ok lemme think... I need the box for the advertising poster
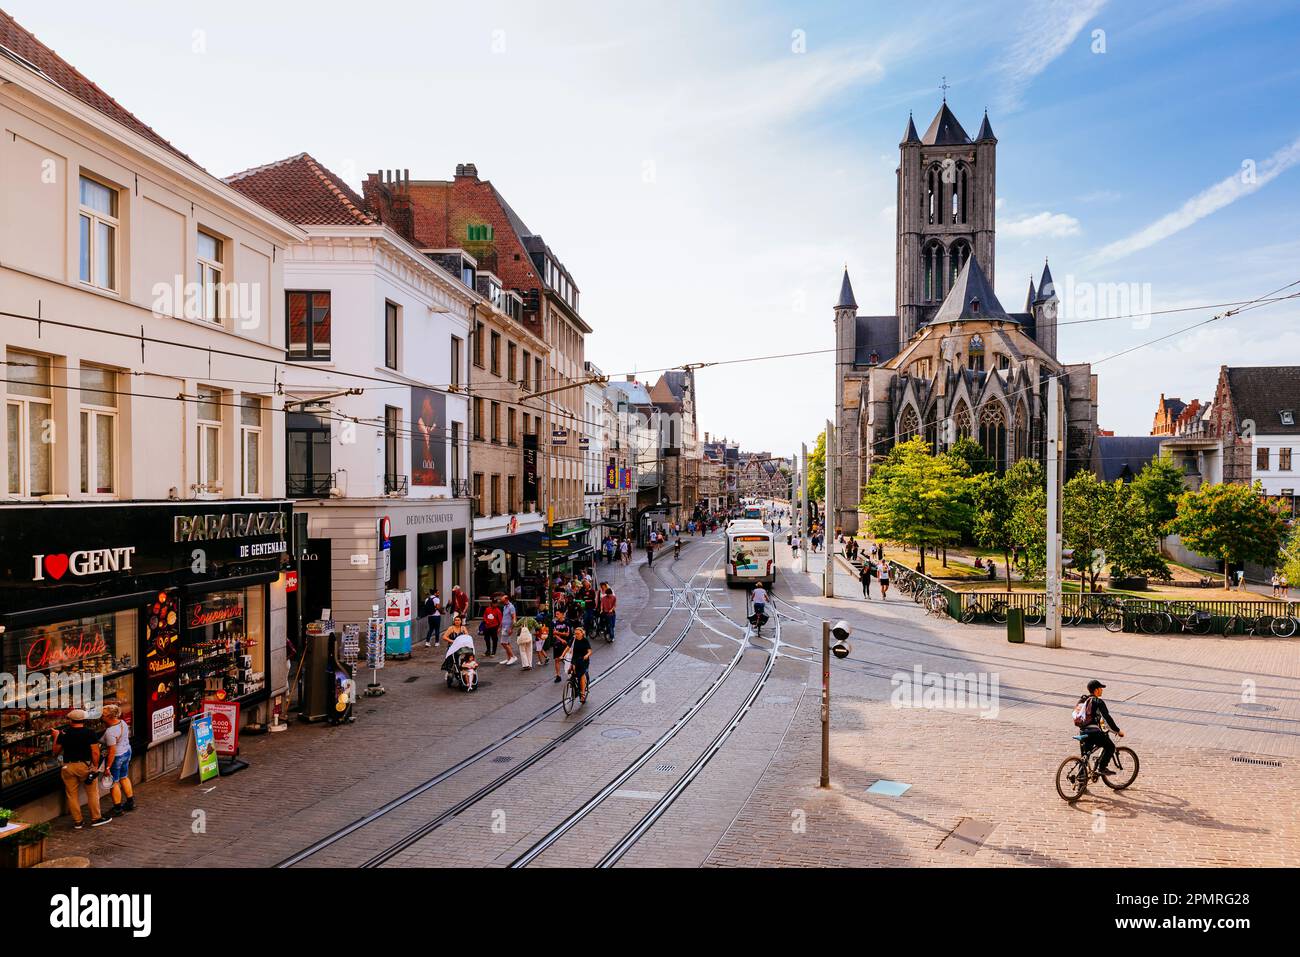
[411,387,447,486]
[202,700,240,757]
[192,713,219,783]
[145,590,180,742]
[522,433,539,503]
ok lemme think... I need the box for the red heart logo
[44,554,69,580]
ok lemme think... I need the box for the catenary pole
[824,420,835,598]
[1046,376,1064,649]
[801,442,810,574]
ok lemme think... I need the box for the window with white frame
[197,231,224,321]
[240,395,263,496]
[197,386,222,492]
[5,350,53,497]
[79,365,117,495]
[79,175,119,291]
[384,301,400,370]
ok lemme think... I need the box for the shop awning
[475,530,547,553]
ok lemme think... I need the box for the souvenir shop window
[1,610,136,791]
[177,587,266,720]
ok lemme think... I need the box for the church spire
[836,267,858,311]
[1025,277,1037,313]
[901,112,920,145]
[1035,259,1059,303]
[920,101,972,145]
[976,110,996,142]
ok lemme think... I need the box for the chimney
[455,163,479,180]
[626,375,634,383]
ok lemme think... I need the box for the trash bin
[1006,607,1025,643]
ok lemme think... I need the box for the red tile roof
[0,8,199,167]
[224,153,376,226]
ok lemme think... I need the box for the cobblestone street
[40,536,1300,869]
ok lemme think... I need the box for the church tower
[833,266,858,422]
[896,100,997,349]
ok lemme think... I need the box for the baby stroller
[442,633,479,692]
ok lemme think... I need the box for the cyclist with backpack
[1073,679,1125,777]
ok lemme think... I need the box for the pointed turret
[920,101,972,146]
[931,255,1015,324]
[1025,278,1037,313]
[901,113,920,145]
[976,110,996,142]
[1035,259,1059,303]
[836,267,857,310]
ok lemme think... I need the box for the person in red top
[480,597,502,659]
[599,584,617,641]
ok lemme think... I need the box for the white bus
[725,524,776,587]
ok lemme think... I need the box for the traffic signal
[831,620,852,658]
[1061,548,1074,568]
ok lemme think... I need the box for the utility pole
[1045,375,1065,649]
[824,419,835,598]
[820,619,830,788]
[801,442,810,574]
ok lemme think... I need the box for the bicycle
[1055,731,1139,803]
[922,586,948,618]
[1221,612,1265,638]
[1270,609,1298,638]
[561,664,588,715]
[1023,598,1045,626]
[1095,595,1126,633]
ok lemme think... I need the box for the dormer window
[969,297,980,315]
[1283,410,1296,426]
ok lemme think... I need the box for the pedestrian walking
[499,594,518,665]
[620,539,630,565]
[516,615,536,670]
[1282,573,1291,600]
[480,596,502,659]
[859,561,873,599]
[52,709,109,829]
[878,560,891,599]
[100,704,135,816]
[551,611,572,683]
[422,588,442,648]
[647,541,655,568]
[1272,572,1282,599]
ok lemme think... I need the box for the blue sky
[8,0,1299,451]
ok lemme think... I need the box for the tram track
[275,543,724,868]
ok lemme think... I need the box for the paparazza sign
[0,502,292,611]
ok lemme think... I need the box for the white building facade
[226,155,473,632]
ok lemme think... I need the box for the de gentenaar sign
[0,501,293,613]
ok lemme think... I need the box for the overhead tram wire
[5,287,1298,398]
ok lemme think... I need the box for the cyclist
[569,626,592,703]
[1077,679,1125,776]
[751,583,769,628]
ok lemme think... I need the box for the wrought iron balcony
[287,471,335,498]
[384,473,409,495]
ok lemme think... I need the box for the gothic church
[833,101,1099,534]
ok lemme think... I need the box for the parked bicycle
[1055,731,1140,803]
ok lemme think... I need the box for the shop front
[294,498,471,642]
[0,501,292,818]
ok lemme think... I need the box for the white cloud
[1001,211,1081,239]
[997,0,1107,111]
[1089,136,1300,265]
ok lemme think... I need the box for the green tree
[947,436,995,476]
[971,472,1014,581]
[1003,458,1046,578]
[1170,481,1289,589]
[806,431,826,504]
[1130,454,1186,544]
[1107,482,1170,583]
[1063,472,1110,591]
[860,438,972,574]
[1281,525,1300,584]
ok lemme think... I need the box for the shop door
[298,538,331,630]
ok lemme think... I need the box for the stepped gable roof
[1224,366,1300,435]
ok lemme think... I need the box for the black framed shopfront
[0,501,291,807]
